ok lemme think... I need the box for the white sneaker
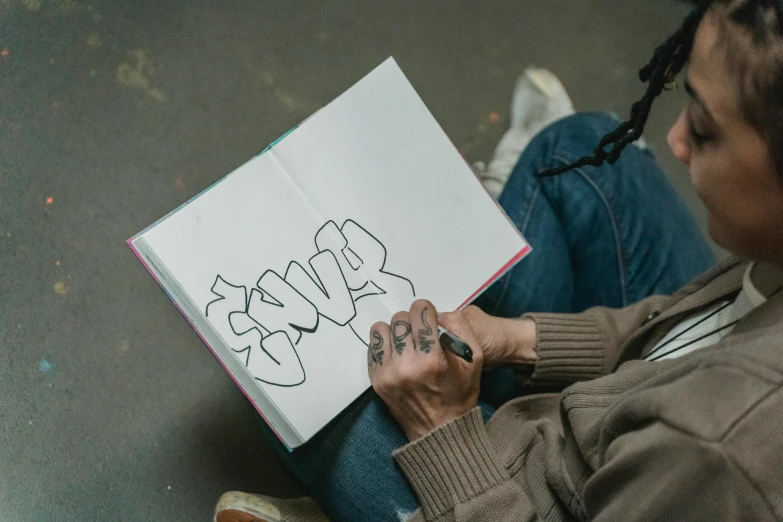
[477,68,575,199]
[214,491,328,522]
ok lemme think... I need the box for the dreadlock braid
[538,1,713,178]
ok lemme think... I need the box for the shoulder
[584,410,781,521]
[593,358,783,517]
[562,340,781,433]
[674,360,780,435]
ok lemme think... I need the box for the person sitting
[216,1,783,520]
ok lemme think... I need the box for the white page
[141,154,372,443]
[274,58,527,317]
[138,58,529,443]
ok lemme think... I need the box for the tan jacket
[395,258,783,521]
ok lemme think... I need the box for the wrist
[403,405,476,442]
[498,318,538,366]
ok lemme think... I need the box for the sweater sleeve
[393,408,538,522]
[522,293,670,384]
[582,420,774,521]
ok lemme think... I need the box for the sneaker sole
[214,491,283,522]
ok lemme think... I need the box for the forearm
[478,292,670,382]
[464,294,666,382]
[521,293,671,383]
[490,317,539,367]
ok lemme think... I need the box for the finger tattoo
[367,331,384,369]
[392,321,411,355]
[417,307,435,354]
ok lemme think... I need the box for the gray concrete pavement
[1,1,710,520]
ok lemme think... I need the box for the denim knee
[524,112,624,167]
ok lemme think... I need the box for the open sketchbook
[129,58,531,449]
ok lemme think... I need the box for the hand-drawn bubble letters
[205,220,415,387]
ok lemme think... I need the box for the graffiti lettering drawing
[205,220,415,387]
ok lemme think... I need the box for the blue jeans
[262,113,715,522]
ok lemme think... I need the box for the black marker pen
[438,328,473,363]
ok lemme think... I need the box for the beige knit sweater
[394,258,783,521]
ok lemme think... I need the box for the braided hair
[538,0,783,178]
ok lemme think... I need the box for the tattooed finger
[391,311,413,356]
[393,321,411,355]
[411,300,439,355]
[367,322,391,371]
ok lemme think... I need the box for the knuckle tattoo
[417,306,435,354]
[367,330,384,370]
[392,320,411,355]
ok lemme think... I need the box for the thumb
[438,311,484,364]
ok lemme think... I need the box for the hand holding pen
[366,299,484,441]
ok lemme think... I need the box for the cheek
[689,149,752,215]
[687,157,737,243]
[687,156,714,203]
[692,159,780,255]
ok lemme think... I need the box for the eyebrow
[684,77,717,125]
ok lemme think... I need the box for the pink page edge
[458,244,532,310]
[126,238,288,448]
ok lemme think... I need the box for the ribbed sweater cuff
[393,408,508,520]
[523,312,606,383]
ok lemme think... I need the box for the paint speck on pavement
[53,281,69,296]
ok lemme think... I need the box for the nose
[668,108,691,166]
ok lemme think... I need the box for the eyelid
[684,77,715,119]
[684,105,706,145]
[687,103,711,136]
[687,118,712,148]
